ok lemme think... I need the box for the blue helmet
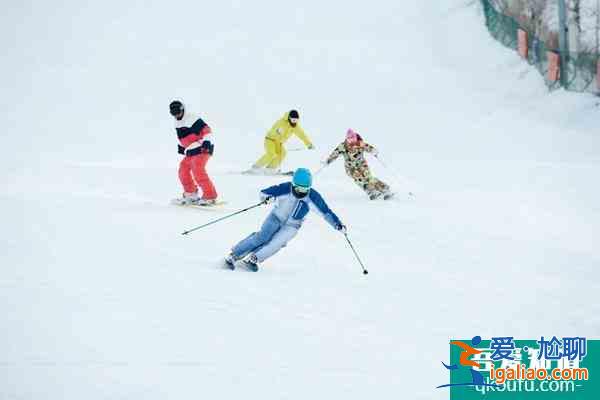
[292,168,312,189]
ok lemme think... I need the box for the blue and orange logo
[436,336,500,389]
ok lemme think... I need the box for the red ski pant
[178,153,217,199]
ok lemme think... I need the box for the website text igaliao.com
[475,365,589,394]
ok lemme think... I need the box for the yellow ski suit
[254,112,313,169]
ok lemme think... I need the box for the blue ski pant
[232,213,299,263]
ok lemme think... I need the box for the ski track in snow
[1,1,600,399]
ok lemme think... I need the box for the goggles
[293,185,310,194]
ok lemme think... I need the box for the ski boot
[241,254,259,272]
[224,253,237,270]
[382,190,395,200]
[368,191,383,200]
[196,198,217,206]
[262,167,282,176]
[173,192,200,205]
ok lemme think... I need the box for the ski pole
[344,233,369,275]
[314,163,327,176]
[181,200,266,236]
[374,155,415,197]
[287,147,308,152]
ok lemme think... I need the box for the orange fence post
[547,51,560,82]
[518,29,528,59]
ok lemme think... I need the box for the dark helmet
[169,100,184,116]
[288,109,299,119]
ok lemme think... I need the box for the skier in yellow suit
[249,110,314,174]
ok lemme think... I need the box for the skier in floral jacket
[324,129,393,200]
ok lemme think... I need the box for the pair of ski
[170,199,228,209]
[241,169,294,177]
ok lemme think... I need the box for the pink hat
[346,129,359,143]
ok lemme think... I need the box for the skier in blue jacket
[225,168,346,271]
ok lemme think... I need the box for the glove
[307,144,315,150]
[263,196,275,204]
[200,140,214,155]
[321,160,330,166]
[336,223,347,234]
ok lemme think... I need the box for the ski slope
[1,1,599,399]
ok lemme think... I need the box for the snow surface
[1,1,599,399]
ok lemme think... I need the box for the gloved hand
[321,159,330,166]
[336,223,347,234]
[307,144,315,150]
[263,196,275,204]
[200,140,214,154]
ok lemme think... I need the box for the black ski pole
[181,200,266,236]
[344,233,369,275]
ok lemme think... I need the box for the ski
[171,199,228,209]
[240,169,294,177]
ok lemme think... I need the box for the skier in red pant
[170,100,219,206]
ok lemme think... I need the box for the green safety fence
[481,0,600,94]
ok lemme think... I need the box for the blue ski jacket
[260,183,342,229]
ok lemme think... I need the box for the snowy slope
[1,1,600,399]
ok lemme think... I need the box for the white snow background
[1,1,599,399]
